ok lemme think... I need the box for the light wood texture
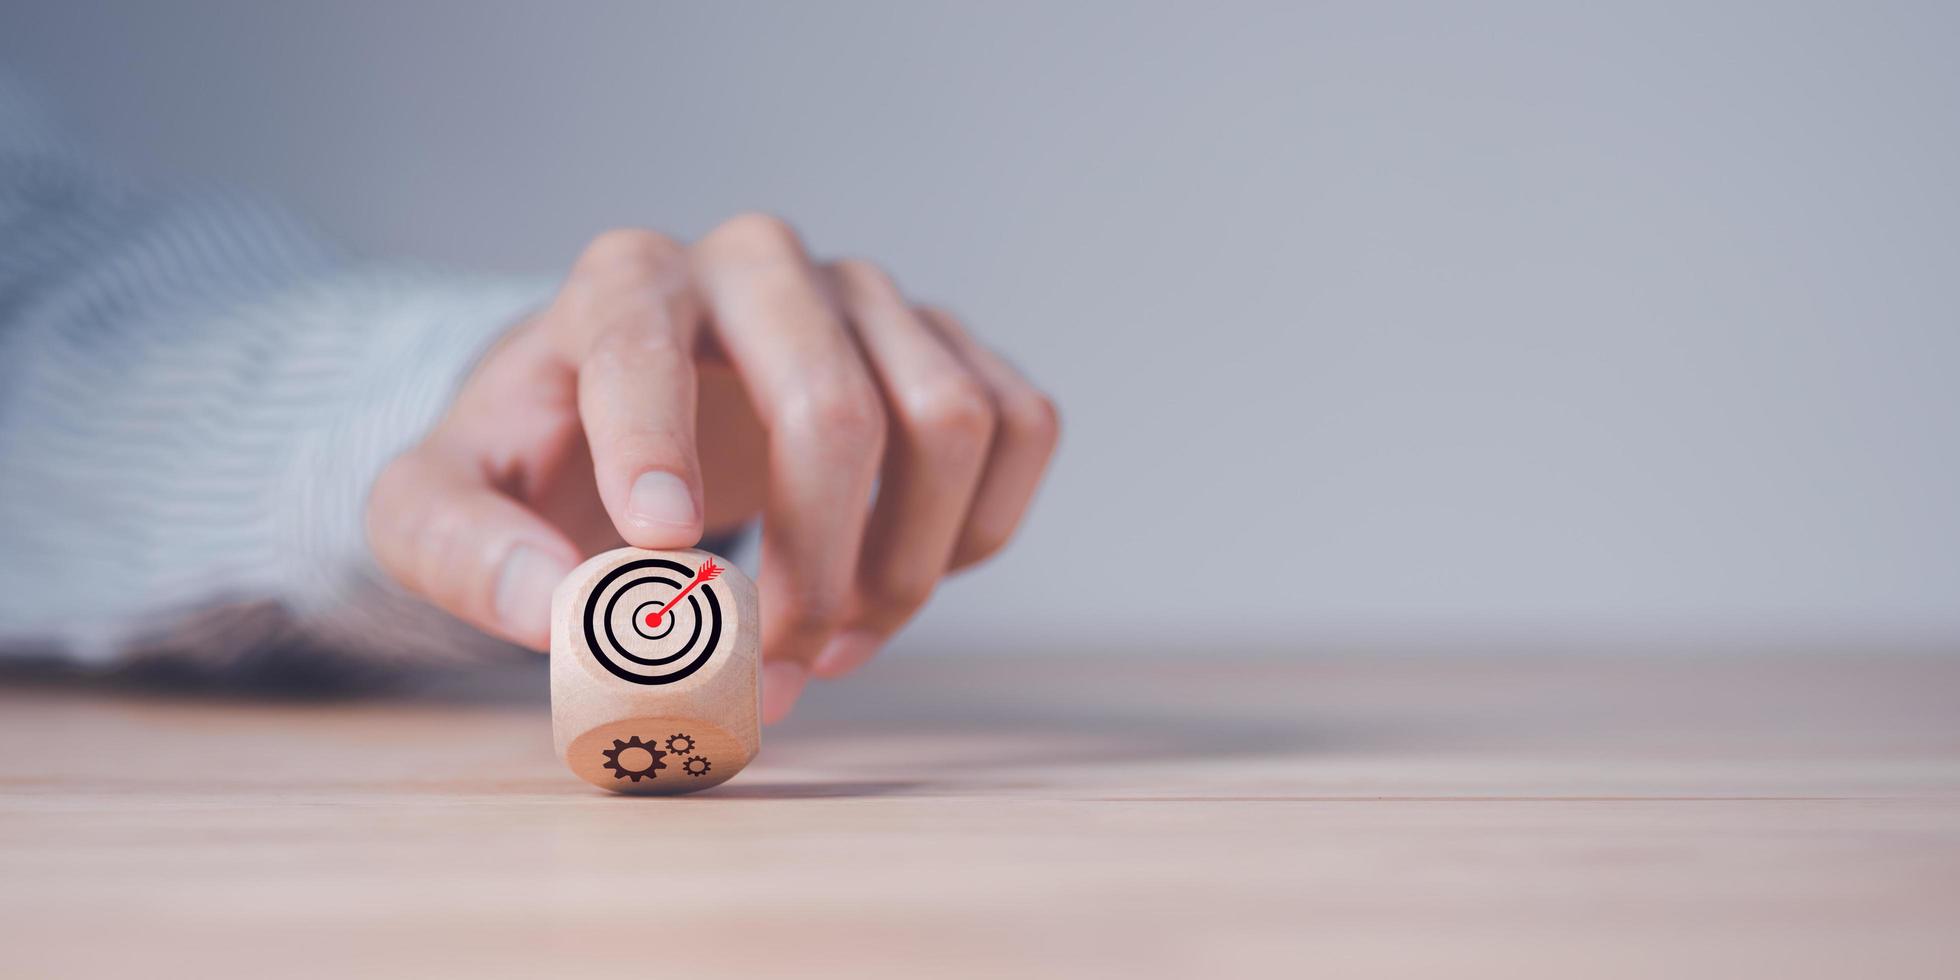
[550,547,758,794]
[2,653,1957,978]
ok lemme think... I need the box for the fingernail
[812,629,883,679]
[496,545,573,643]
[761,661,809,725]
[627,471,697,529]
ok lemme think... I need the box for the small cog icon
[600,736,667,782]
[682,756,712,777]
[664,733,695,754]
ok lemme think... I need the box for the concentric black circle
[631,600,677,640]
[582,558,723,686]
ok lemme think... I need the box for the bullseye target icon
[581,557,725,686]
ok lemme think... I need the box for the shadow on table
[764,657,1351,776]
[0,650,1359,775]
[691,780,930,799]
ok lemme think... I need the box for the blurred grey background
[5,1,1957,654]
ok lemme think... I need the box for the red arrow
[645,559,723,629]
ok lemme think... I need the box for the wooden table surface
[2,653,1957,978]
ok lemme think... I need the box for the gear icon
[664,733,695,754]
[600,736,668,782]
[682,755,712,777]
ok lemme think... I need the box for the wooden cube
[550,547,759,794]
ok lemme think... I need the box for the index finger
[556,230,708,550]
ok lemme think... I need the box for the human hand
[366,217,1059,722]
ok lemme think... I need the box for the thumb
[366,448,581,650]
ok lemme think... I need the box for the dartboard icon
[581,557,726,686]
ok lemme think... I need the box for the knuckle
[903,377,995,449]
[832,257,895,294]
[577,228,686,280]
[702,211,804,260]
[917,304,969,339]
[406,501,474,607]
[779,377,886,448]
[1002,391,1061,447]
[588,322,688,369]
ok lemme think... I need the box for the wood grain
[2,653,1957,978]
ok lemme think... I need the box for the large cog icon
[600,736,668,782]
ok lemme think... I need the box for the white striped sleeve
[0,72,562,671]
[0,262,553,671]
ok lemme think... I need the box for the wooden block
[550,547,759,794]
